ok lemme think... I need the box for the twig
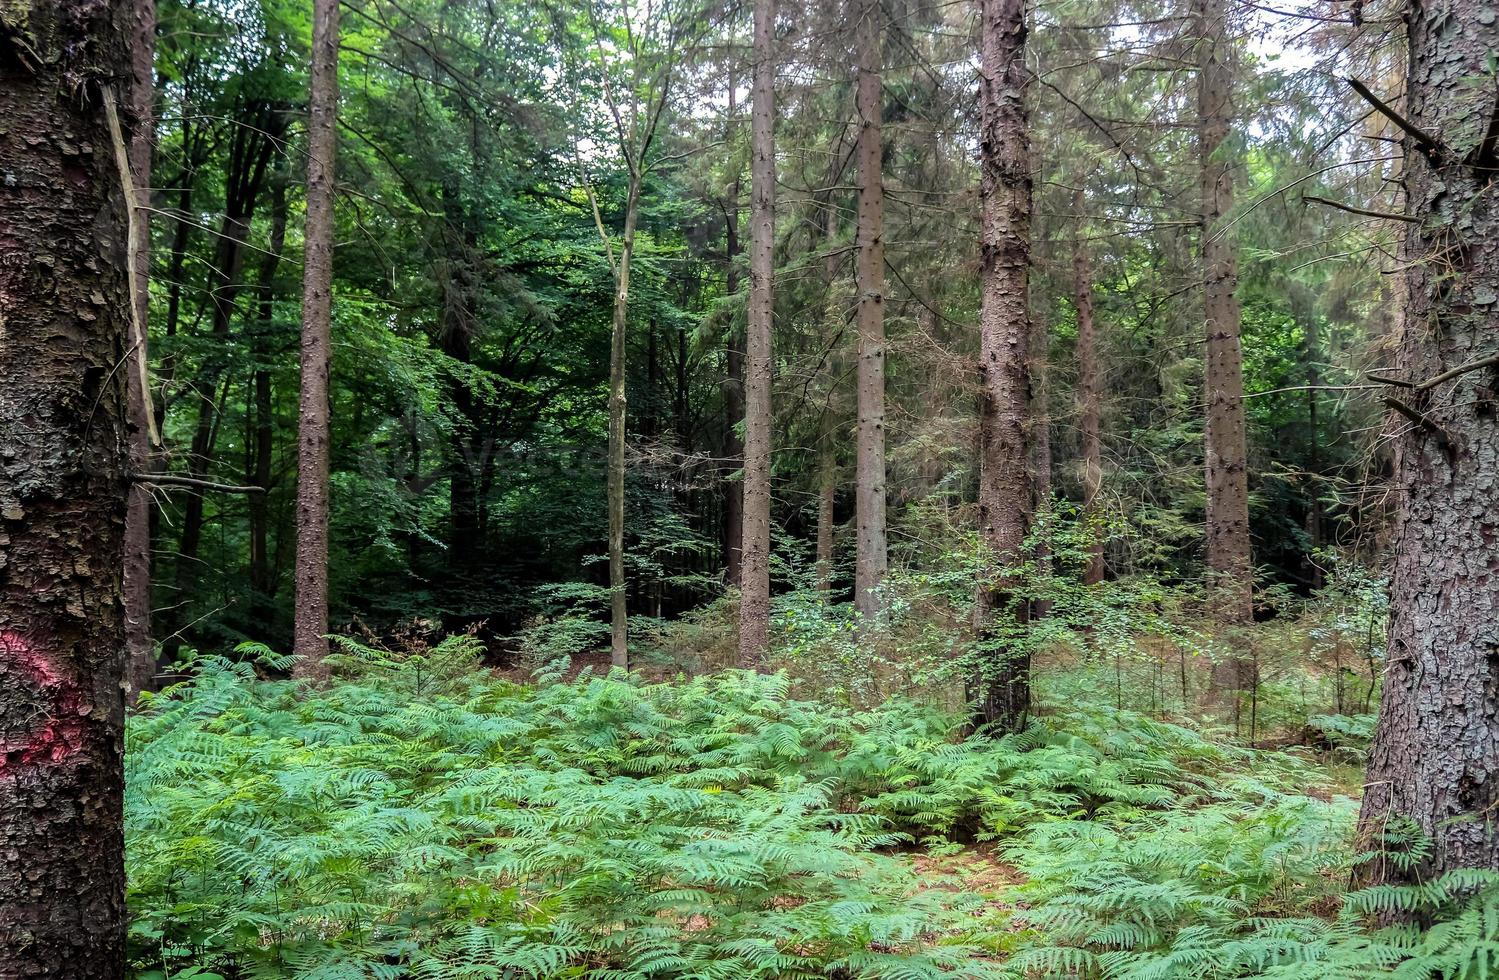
[132,473,266,494]
[1346,78,1446,155]
[1412,353,1499,392]
[1385,396,1453,454]
[1301,194,1417,223]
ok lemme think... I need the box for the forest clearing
[2,0,1497,974]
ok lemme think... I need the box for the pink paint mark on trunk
[0,630,89,775]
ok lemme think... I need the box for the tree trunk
[972,0,1032,732]
[723,80,745,589]
[0,1,134,971]
[292,0,339,677]
[1030,312,1052,618]
[250,170,288,627]
[608,186,641,669]
[738,0,776,668]
[1359,0,1499,883]
[1196,0,1253,646]
[1073,191,1105,586]
[124,0,158,696]
[853,0,888,623]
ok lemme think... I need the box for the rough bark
[972,0,1033,732]
[292,0,339,676]
[1072,190,1105,586]
[124,0,158,696]
[0,0,134,972]
[737,0,776,668]
[853,0,888,623]
[1195,0,1253,638]
[608,186,640,670]
[1359,0,1499,882]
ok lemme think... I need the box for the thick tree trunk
[124,0,158,696]
[1359,0,1499,882]
[738,0,776,668]
[1196,0,1253,645]
[1072,192,1105,586]
[0,1,134,972]
[292,0,339,676]
[972,0,1032,732]
[853,0,888,623]
[608,189,641,669]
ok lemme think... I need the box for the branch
[133,473,266,494]
[1301,194,1417,223]
[1385,396,1453,454]
[1414,353,1499,392]
[103,85,162,449]
[1346,78,1446,155]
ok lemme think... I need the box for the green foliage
[127,659,1003,978]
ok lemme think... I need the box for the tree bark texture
[0,1,135,972]
[1195,0,1253,633]
[1072,191,1105,586]
[853,0,888,623]
[737,0,776,668]
[124,0,157,696]
[292,0,339,676]
[1359,0,1499,881]
[973,0,1033,732]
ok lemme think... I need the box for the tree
[0,0,134,971]
[973,0,1032,731]
[1072,189,1104,586]
[292,0,340,676]
[1195,0,1253,639]
[1359,0,1499,881]
[124,0,159,695]
[582,0,693,670]
[853,0,888,622]
[738,0,776,666]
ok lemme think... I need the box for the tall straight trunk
[250,172,288,624]
[973,0,1032,731]
[816,449,836,594]
[1196,0,1253,641]
[853,0,888,622]
[738,0,776,667]
[723,80,745,588]
[176,103,279,572]
[0,1,133,971]
[124,0,158,695]
[1360,0,1499,882]
[1072,190,1104,586]
[608,186,641,669]
[1030,313,1052,617]
[292,0,339,676]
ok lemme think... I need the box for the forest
[2,0,1498,973]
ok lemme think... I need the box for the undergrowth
[126,639,1499,979]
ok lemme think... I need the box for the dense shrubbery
[126,636,1499,979]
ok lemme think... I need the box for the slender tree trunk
[125,0,158,696]
[1073,191,1105,586]
[0,1,134,971]
[972,0,1032,732]
[250,172,288,626]
[1196,0,1253,653]
[1030,312,1052,618]
[816,202,840,596]
[1359,0,1499,882]
[738,0,776,667]
[292,0,339,676]
[853,0,888,622]
[723,81,745,589]
[608,186,641,669]
[1303,315,1324,589]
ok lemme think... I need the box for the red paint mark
[0,631,90,775]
